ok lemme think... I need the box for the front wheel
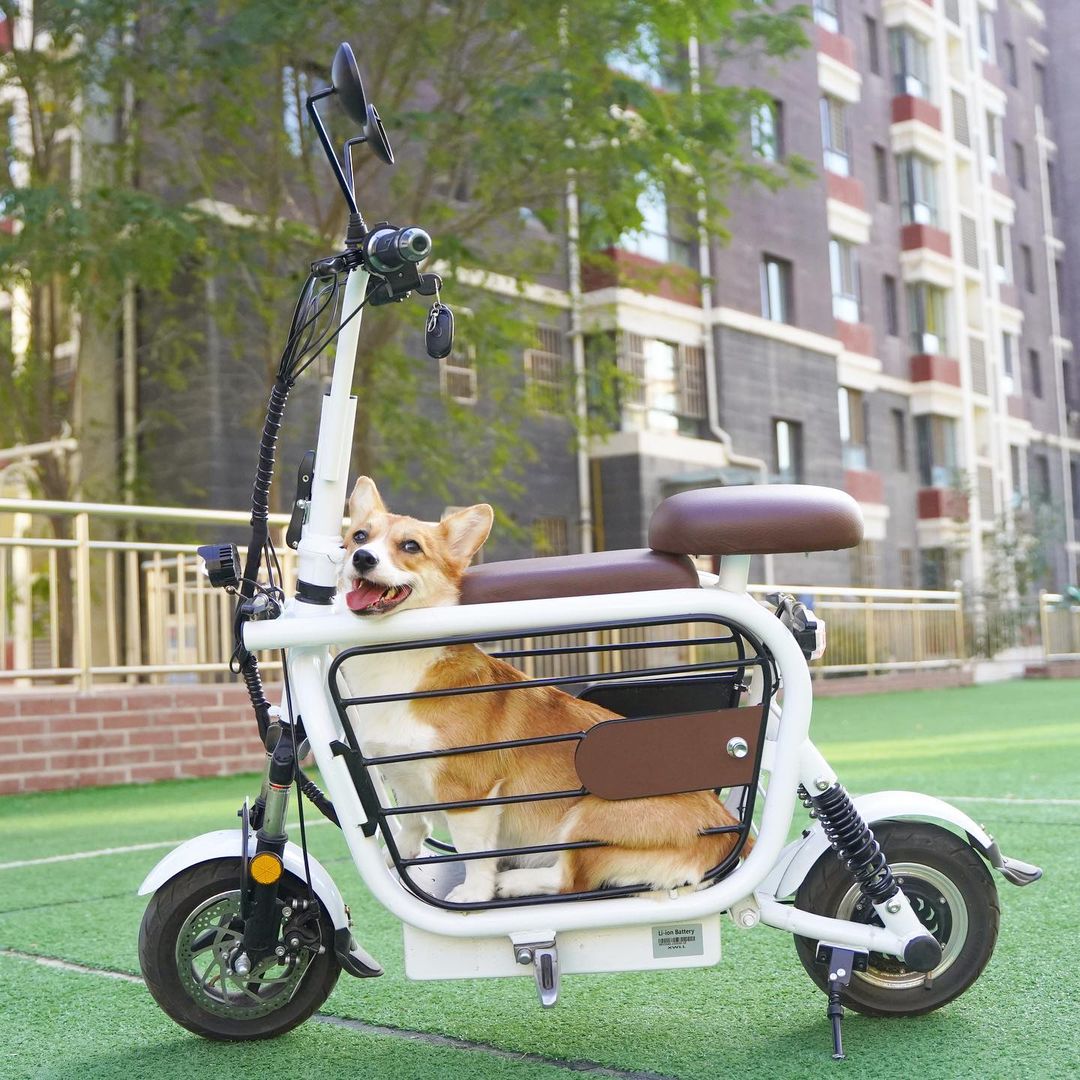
[138,858,340,1040]
[793,821,1000,1017]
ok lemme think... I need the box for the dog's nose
[353,548,378,571]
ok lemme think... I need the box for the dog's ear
[348,476,386,522]
[440,504,494,562]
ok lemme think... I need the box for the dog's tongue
[346,580,387,612]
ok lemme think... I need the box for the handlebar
[365,226,432,273]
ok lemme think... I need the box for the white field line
[0,949,672,1080]
[2,794,1075,874]
[0,818,332,872]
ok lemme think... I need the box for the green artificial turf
[1,678,1079,1080]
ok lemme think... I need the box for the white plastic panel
[403,917,721,981]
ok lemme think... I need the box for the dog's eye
[400,539,423,555]
[352,529,367,543]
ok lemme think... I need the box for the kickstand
[816,944,866,1061]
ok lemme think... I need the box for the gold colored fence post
[74,512,93,690]
[1039,591,1050,660]
[954,591,966,661]
[864,595,876,675]
[125,549,141,684]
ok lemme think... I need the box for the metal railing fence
[1,498,1075,688]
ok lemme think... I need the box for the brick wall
[0,684,270,795]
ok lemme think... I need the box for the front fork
[236,724,297,966]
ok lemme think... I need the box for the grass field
[2,679,1079,1080]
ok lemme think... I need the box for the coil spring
[799,783,898,905]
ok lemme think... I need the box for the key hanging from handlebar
[426,281,454,359]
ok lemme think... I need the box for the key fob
[426,303,454,359]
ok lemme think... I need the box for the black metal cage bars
[327,613,773,912]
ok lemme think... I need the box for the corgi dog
[340,476,746,904]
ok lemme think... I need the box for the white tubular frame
[241,264,930,961]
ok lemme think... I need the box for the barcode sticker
[652,923,704,958]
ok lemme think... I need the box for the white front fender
[137,829,350,931]
[759,791,996,901]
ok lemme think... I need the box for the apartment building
[4,1,1078,593]
[581,0,1078,591]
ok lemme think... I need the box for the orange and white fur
[340,477,745,904]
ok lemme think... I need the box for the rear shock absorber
[799,783,898,904]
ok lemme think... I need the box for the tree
[2,0,811,529]
[129,0,812,513]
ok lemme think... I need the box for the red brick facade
[826,171,867,210]
[0,684,269,795]
[581,247,701,307]
[911,353,962,385]
[900,223,952,257]
[816,25,856,69]
[890,94,942,130]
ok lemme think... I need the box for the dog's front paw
[445,880,495,905]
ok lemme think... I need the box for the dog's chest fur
[341,647,444,800]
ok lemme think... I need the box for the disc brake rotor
[175,890,315,1019]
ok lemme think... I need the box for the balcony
[891,94,942,131]
[582,247,701,308]
[816,24,856,69]
[825,171,866,211]
[836,320,874,357]
[911,353,961,386]
[901,224,951,258]
[1007,395,1028,421]
[845,469,885,504]
[918,487,969,521]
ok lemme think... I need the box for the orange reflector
[249,852,283,885]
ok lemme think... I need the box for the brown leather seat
[648,484,863,557]
[461,548,699,605]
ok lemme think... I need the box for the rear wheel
[793,821,1000,1017]
[139,858,340,1040]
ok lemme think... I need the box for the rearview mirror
[331,42,368,126]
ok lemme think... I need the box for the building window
[1033,62,1047,109]
[1033,452,1051,503]
[1002,331,1018,388]
[829,237,861,323]
[977,9,995,64]
[617,334,707,436]
[1013,141,1027,189]
[899,547,915,589]
[889,27,932,100]
[1047,161,1058,217]
[1010,444,1025,500]
[1064,359,1077,410]
[850,540,881,587]
[750,99,783,162]
[986,112,1004,173]
[866,16,881,75]
[993,220,1011,284]
[892,408,908,471]
[920,547,950,590]
[874,144,889,202]
[282,66,314,157]
[524,325,568,412]
[813,0,840,34]
[838,386,869,470]
[883,274,899,337]
[1028,348,1043,398]
[1004,42,1018,87]
[820,96,850,176]
[532,516,569,557]
[915,414,958,488]
[1056,259,1066,316]
[440,346,477,404]
[897,153,938,226]
[619,182,693,267]
[1021,244,1035,293]
[907,282,949,355]
[773,419,804,484]
[760,255,794,324]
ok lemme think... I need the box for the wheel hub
[175,890,316,1019]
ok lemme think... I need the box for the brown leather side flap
[574,708,761,801]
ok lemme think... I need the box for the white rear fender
[759,791,998,901]
[137,828,350,931]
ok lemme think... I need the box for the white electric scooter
[136,44,1041,1061]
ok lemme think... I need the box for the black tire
[138,858,341,1040]
[793,821,1000,1017]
